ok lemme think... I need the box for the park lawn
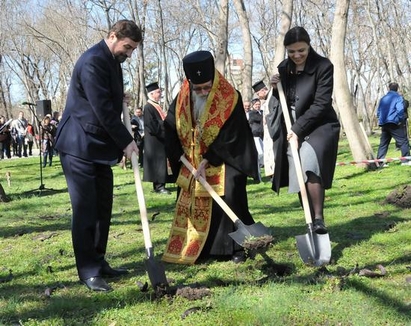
[0,134,410,325]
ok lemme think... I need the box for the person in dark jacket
[248,98,264,170]
[54,20,142,292]
[269,26,340,234]
[162,50,259,264]
[376,82,410,165]
[130,107,145,167]
[142,82,175,194]
[40,115,55,167]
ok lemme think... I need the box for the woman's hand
[287,130,299,150]
[270,74,280,89]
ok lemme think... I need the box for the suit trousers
[60,153,113,280]
[377,123,410,161]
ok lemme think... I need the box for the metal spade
[180,155,271,247]
[277,82,331,266]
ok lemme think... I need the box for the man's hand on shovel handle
[123,140,139,159]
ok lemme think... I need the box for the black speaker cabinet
[36,100,52,119]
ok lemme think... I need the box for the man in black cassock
[162,50,259,264]
[142,82,175,194]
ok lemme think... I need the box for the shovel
[122,103,168,289]
[277,83,331,266]
[180,155,272,249]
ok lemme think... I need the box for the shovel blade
[228,221,271,246]
[296,231,331,266]
[144,247,168,289]
[145,257,168,289]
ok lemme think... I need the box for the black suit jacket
[55,40,132,164]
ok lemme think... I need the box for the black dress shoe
[101,264,129,278]
[81,277,112,292]
[313,219,328,234]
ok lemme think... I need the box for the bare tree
[330,0,375,167]
[2,0,411,168]
[232,0,252,99]
[214,0,229,73]
[272,0,293,70]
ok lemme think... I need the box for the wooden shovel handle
[277,83,313,225]
[122,103,153,250]
[180,155,240,224]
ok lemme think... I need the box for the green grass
[0,135,410,325]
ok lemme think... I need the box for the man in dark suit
[54,20,142,292]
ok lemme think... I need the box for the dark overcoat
[270,48,341,193]
[142,101,175,183]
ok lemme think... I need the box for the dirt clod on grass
[385,185,411,208]
[242,235,274,251]
[153,283,211,300]
[175,285,211,300]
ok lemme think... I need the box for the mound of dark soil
[385,185,411,208]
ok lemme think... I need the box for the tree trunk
[214,0,229,74]
[272,0,293,71]
[330,0,375,168]
[158,0,170,109]
[232,0,253,100]
[128,0,147,108]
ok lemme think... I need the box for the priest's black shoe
[81,277,112,292]
[101,264,129,278]
[155,188,171,195]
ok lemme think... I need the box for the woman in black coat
[269,26,340,234]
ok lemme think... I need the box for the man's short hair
[388,82,399,92]
[108,20,142,43]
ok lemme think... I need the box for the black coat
[271,48,341,193]
[142,101,175,183]
[248,109,264,139]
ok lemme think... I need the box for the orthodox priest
[142,82,175,194]
[162,50,259,264]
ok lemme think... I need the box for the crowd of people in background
[0,110,60,162]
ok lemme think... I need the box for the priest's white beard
[192,92,208,121]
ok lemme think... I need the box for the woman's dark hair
[108,20,142,43]
[284,26,311,46]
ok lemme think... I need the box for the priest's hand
[194,159,209,180]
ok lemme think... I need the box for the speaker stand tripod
[27,104,54,195]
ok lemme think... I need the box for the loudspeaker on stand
[36,100,52,119]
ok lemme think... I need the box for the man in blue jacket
[55,20,142,291]
[376,82,410,166]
